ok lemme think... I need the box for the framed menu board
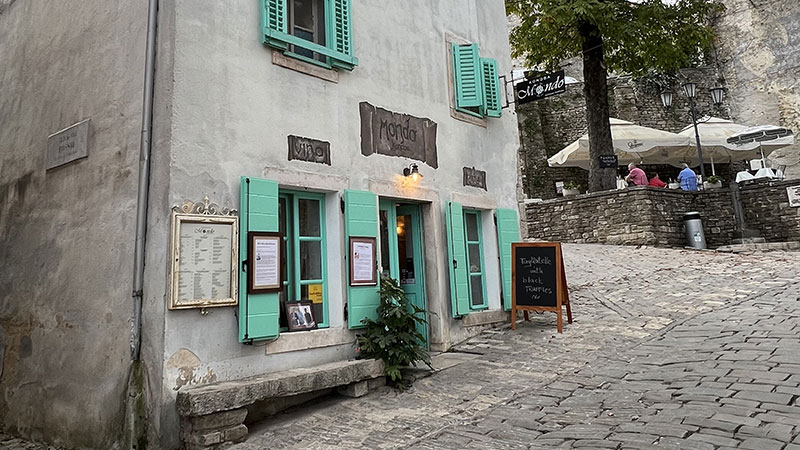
[511,242,573,333]
[169,211,239,310]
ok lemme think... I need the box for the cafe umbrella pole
[687,92,706,182]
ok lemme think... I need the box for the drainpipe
[131,0,159,362]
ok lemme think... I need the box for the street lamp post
[660,84,725,184]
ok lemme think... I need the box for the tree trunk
[579,21,616,192]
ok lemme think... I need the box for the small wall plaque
[788,185,800,208]
[46,119,90,170]
[288,135,331,165]
[463,166,487,190]
[169,196,239,310]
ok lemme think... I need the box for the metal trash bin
[683,211,707,249]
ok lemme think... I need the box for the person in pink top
[625,163,648,186]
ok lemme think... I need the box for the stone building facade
[1,1,522,449]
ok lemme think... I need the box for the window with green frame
[262,0,358,70]
[463,210,488,310]
[278,191,329,329]
[451,43,502,119]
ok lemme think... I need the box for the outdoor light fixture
[403,163,422,181]
[660,91,673,109]
[710,86,725,105]
[682,82,697,99]
[660,82,726,183]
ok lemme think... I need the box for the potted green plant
[356,276,431,389]
[562,181,581,196]
[703,175,723,189]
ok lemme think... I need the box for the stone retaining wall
[525,180,800,248]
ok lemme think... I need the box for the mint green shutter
[345,190,379,329]
[446,202,470,317]
[239,177,281,342]
[329,0,353,70]
[452,43,484,109]
[261,0,288,50]
[495,208,520,311]
[482,58,502,118]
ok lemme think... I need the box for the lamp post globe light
[660,83,725,182]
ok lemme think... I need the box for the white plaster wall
[0,1,147,448]
[156,0,519,445]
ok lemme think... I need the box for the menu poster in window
[511,242,573,333]
[349,237,377,286]
[248,232,283,294]
[169,214,238,310]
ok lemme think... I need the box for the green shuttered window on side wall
[451,43,502,119]
[344,190,379,329]
[495,208,520,311]
[261,0,358,70]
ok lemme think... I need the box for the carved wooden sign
[359,102,438,168]
[463,166,487,190]
[288,135,331,166]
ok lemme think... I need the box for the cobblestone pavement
[2,244,799,450]
[235,244,800,450]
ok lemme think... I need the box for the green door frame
[379,200,429,349]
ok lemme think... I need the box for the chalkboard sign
[514,245,558,307]
[598,154,618,168]
[511,242,573,333]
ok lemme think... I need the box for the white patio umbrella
[677,117,749,175]
[548,118,691,170]
[726,124,794,158]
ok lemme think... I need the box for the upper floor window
[262,0,358,70]
[451,43,502,119]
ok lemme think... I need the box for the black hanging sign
[514,70,566,105]
[598,154,619,168]
[463,167,487,190]
[511,242,573,333]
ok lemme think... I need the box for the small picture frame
[247,231,283,294]
[349,236,377,286]
[285,300,317,332]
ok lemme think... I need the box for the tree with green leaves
[507,0,723,192]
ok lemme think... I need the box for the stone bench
[176,358,385,449]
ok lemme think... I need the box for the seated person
[624,163,648,186]
[649,173,667,188]
[678,163,698,191]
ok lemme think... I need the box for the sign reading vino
[514,70,566,105]
[511,242,573,332]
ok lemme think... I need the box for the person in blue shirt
[678,163,698,191]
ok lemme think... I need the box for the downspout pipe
[131,0,159,362]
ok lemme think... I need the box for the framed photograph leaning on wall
[285,300,317,332]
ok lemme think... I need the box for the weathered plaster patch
[166,348,217,391]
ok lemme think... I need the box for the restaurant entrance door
[379,200,429,349]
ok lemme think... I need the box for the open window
[262,0,358,70]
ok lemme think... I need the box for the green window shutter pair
[262,0,357,70]
[452,43,502,118]
[495,208,520,312]
[344,190,380,329]
[239,177,281,342]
